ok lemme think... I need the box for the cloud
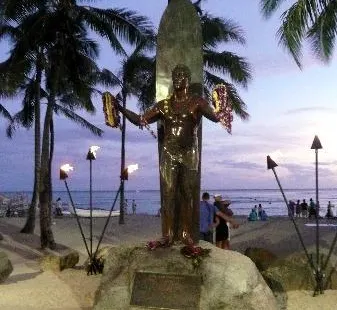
[284,107,336,115]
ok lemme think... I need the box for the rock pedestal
[94,241,278,310]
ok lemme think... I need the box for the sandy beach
[1,214,337,309]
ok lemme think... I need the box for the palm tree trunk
[21,57,42,234]
[119,89,127,224]
[48,117,55,221]
[39,97,56,249]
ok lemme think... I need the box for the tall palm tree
[1,0,154,248]
[108,43,155,224]
[260,0,336,67]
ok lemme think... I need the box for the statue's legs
[159,147,200,243]
[177,165,198,243]
[160,153,178,242]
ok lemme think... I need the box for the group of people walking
[199,192,238,250]
[288,199,335,219]
[288,198,319,218]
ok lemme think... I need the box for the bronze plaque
[130,271,201,309]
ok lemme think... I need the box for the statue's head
[172,64,191,91]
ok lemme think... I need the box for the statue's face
[172,68,190,91]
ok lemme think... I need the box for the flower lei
[212,84,233,134]
[102,92,121,129]
[146,236,211,269]
[146,236,172,250]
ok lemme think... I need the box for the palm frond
[276,2,311,68]
[80,7,155,48]
[307,1,337,61]
[203,50,252,88]
[202,15,246,49]
[54,103,103,137]
[260,0,288,18]
[0,104,12,121]
[0,0,43,23]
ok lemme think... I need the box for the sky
[1,0,337,191]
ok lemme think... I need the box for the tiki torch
[60,164,91,258]
[311,135,323,295]
[267,155,321,295]
[86,146,100,260]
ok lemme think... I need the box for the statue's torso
[158,96,201,151]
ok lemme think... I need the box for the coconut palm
[260,0,336,67]
[107,43,155,225]
[0,0,154,248]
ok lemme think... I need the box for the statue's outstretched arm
[198,98,219,123]
[118,104,160,126]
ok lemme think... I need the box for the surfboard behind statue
[156,0,203,241]
[156,0,203,101]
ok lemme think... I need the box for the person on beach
[295,200,301,218]
[326,201,334,218]
[260,209,268,221]
[288,200,295,217]
[258,204,263,219]
[132,200,137,215]
[55,197,63,216]
[300,199,308,218]
[248,207,258,221]
[199,192,238,243]
[308,198,316,219]
[214,194,232,249]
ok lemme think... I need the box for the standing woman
[214,195,231,249]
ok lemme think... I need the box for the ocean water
[4,188,337,217]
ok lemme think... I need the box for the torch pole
[315,149,320,272]
[64,179,91,258]
[93,184,122,258]
[314,148,323,295]
[271,167,316,271]
[89,158,93,259]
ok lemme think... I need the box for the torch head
[87,146,100,160]
[60,164,74,180]
[267,156,278,170]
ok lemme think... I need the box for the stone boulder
[94,241,278,310]
[0,251,13,283]
[262,251,337,291]
[245,247,278,271]
[39,249,79,272]
[244,247,287,309]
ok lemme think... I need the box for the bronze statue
[104,64,233,243]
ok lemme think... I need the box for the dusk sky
[1,0,337,192]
